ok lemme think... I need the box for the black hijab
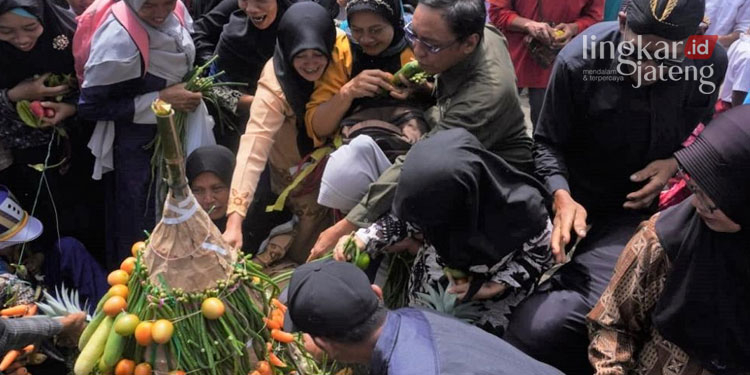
[214,0,294,93]
[392,128,551,272]
[274,1,336,125]
[346,0,408,76]
[627,0,704,41]
[653,107,750,373]
[186,145,236,187]
[0,0,76,89]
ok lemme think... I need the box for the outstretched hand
[624,158,678,210]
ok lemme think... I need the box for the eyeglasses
[404,22,457,54]
[677,167,718,214]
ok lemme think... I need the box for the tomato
[151,319,174,344]
[120,257,137,275]
[134,362,152,375]
[201,297,225,320]
[114,313,140,336]
[134,321,153,346]
[109,284,129,299]
[114,359,136,375]
[107,270,130,286]
[131,241,146,257]
[355,253,370,270]
[103,296,127,317]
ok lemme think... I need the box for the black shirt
[533,22,727,216]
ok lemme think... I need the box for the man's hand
[552,23,578,48]
[551,190,588,263]
[307,219,357,262]
[57,312,86,347]
[524,21,555,46]
[624,157,678,210]
[341,70,394,100]
[389,74,433,101]
[447,278,507,301]
[222,212,245,249]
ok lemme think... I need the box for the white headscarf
[318,135,392,212]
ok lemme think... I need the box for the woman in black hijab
[589,106,750,375]
[305,0,426,147]
[193,0,340,151]
[223,1,336,266]
[0,0,101,250]
[337,128,555,337]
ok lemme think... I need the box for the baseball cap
[285,260,379,337]
[0,186,43,249]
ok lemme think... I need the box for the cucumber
[78,292,111,351]
[74,316,114,375]
[101,313,127,371]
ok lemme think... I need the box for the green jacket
[346,25,532,227]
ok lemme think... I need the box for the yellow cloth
[304,34,415,147]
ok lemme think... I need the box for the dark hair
[419,0,485,41]
[324,301,387,344]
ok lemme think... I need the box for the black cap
[285,260,378,337]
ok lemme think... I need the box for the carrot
[271,309,284,327]
[0,305,28,317]
[270,329,294,344]
[268,352,286,368]
[25,304,37,316]
[0,345,29,372]
[271,299,287,313]
[0,350,20,371]
[263,317,281,330]
[256,361,272,375]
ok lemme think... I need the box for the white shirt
[720,34,750,103]
[705,0,750,36]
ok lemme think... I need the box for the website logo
[685,35,719,60]
[582,34,717,94]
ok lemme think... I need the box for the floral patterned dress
[356,214,555,337]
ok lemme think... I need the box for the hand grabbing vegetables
[7,73,71,102]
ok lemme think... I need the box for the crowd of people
[0,0,748,373]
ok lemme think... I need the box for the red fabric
[488,0,604,88]
[714,100,732,117]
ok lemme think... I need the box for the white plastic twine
[161,196,198,225]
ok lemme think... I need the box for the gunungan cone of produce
[143,99,236,293]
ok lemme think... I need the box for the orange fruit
[168,371,186,375]
[134,321,153,346]
[103,296,127,317]
[120,257,137,274]
[107,270,129,286]
[109,284,129,299]
[201,297,225,320]
[134,363,152,375]
[131,241,146,257]
[114,359,136,375]
[151,319,174,344]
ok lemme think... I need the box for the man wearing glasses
[503,0,727,373]
[308,0,533,260]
